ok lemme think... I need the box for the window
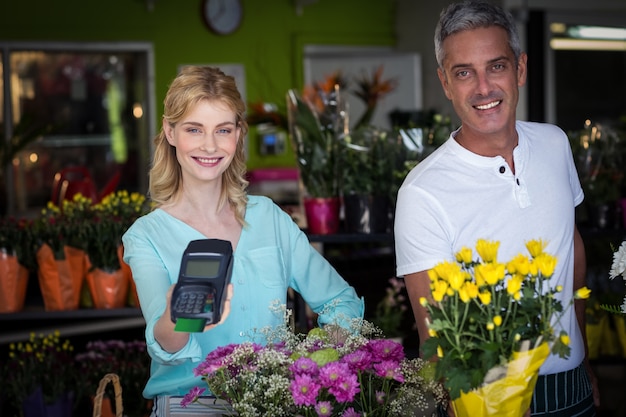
[1,42,155,217]
[545,17,626,131]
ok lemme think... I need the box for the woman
[122,66,364,417]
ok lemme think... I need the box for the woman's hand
[203,283,234,331]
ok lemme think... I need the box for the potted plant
[84,190,150,309]
[339,126,404,233]
[3,330,77,417]
[287,73,346,234]
[0,216,36,312]
[33,198,91,311]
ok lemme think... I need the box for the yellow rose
[431,280,448,302]
[574,287,591,300]
[464,281,479,299]
[506,274,524,298]
[533,253,557,277]
[526,239,547,258]
[476,239,500,263]
[506,254,531,276]
[475,262,505,286]
[448,269,466,291]
[478,291,492,305]
[455,247,473,264]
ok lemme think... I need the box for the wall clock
[202,0,243,36]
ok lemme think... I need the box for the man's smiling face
[437,25,527,141]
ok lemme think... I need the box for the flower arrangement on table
[372,277,408,340]
[287,72,347,199]
[3,331,77,412]
[183,306,447,416]
[420,238,591,417]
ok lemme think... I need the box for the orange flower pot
[118,245,139,308]
[86,267,128,309]
[36,244,86,311]
[0,250,29,313]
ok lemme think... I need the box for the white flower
[609,241,626,280]
[621,298,626,314]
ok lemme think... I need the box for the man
[394,1,600,415]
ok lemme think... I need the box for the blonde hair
[149,66,249,226]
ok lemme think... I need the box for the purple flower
[319,362,359,403]
[342,348,372,371]
[373,360,404,383]
[367,339,404,362]
[319,362,348,387]
[180,386,206,407]
[341,408,361,417]
[290,373,321,406]
[315,400,333,417]
[290,357,319,376]
[376,390,386,404]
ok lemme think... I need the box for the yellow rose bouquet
[420,238,591,417]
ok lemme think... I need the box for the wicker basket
[92,373,124,417]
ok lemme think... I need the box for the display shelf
[0,233,394,344]
[0,306,142,321]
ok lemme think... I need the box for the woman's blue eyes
[185,127,232,134]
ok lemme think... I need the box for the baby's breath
[187,304,446,416]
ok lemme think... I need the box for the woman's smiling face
[164,99,240,186]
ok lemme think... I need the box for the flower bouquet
[420,238,590,417]
[183,307,447,416]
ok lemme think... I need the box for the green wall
[0,0,397,169]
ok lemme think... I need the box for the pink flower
[290,373,321,406]
[341,407,362,417]
[315,400,333,417]
[367,339,404,362]
[319,362,360,403]
[180,386,206,407]
[373,360,404,383]
[375,390,386,404]
[341,348,372,372]
[290,357,319,376]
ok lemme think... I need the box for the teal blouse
[122,195,364,398]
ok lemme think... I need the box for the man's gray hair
[434,0,522,68]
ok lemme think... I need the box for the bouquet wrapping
[451,341,549,417]
[421,238,590,417]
